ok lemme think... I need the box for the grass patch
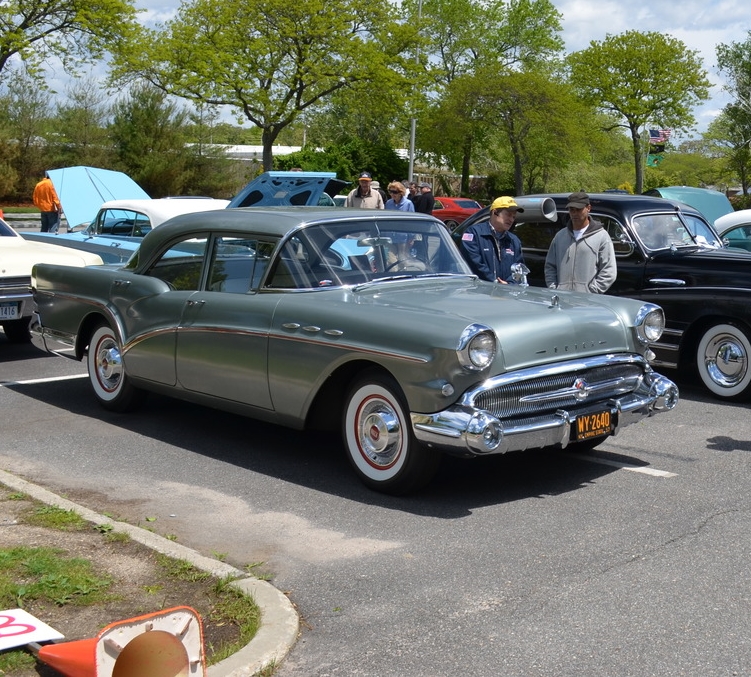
[0,489,264,676]
[0,546,113,607]
[156,554,213,583]
[0,206,37,214]
[207,582,262,663]
[23,505,87,531]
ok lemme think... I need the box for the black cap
[566,191,590,208]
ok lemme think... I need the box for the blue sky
[41,0,751,137]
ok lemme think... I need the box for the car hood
[329,279,632,372]
[227,171,349,208]
[643,186,733,225]
[48,166,150,229]
[644,244,751,285]
[1,237,103,275]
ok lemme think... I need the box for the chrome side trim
[29,312,79,359]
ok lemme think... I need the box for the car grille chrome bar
[472,362,643,419]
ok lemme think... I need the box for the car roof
[714,209,751,235]
[133,207,442,261]
[524,192,706,218]
[97,198,231,225]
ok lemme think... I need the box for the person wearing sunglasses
[384,182,415,212]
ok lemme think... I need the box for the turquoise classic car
[30,208,678,494]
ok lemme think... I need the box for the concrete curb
[0,469,299,677]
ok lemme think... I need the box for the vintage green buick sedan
[31,208,678,494]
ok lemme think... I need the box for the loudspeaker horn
[513,196,558,223]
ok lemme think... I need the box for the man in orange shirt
[32,174,61,233]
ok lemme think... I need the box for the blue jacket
[460,220,524,283]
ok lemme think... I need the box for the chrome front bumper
[411,369,678,457]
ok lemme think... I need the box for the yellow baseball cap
[490,196,523,212]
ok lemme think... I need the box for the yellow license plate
[575,410,612,440]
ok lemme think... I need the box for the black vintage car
[455,193,751,401]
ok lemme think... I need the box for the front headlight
[635,303,665,344]
[457,324,497,370]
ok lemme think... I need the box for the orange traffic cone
[37,606,205,677]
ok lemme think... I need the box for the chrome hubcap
[704,334,748,387]
[96,339,122,392]
[358,399,402,468]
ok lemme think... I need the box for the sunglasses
[388,189,400,194]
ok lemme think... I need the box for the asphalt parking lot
[2,331,751,676]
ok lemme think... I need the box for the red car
[431,196,482,230]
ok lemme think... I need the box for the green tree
[704,109,751,194]
[110,0,414,170]
[404,0,564,189]
[51,77,113,168]
[421,68,593,195]
[0,0,139,83]
[0,69,53,200]
[716,32,751,195]
[109,83,194,197]
[717,31,751,129]
[568,30,710,193]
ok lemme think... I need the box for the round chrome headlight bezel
[457,324,497,371]
[635,303,665,344]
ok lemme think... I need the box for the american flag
[649,129,671,144]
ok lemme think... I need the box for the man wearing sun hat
[460,196,525,283]
[345,171,385,209]
[544,191,616,293]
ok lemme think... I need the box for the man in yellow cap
[460,196,525,283]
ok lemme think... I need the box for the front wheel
[696,322,751,401]
[343,372,440,495]
[87,323,141,411]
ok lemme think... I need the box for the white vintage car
[1,217,102,343]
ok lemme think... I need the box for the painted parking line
[565,452,677,478]
[0,374,88,387]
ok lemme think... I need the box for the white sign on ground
[0,608,64,650]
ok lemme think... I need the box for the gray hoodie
[544,217,617,293]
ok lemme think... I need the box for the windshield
[631,212,722,251]
[0,219,18,237]
[264,219,473,289]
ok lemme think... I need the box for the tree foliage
[402,0,564,189]
[109,84,195,197]
[717,31,751,128]
[0,0,139,83]
[51,77,112,168]
[110,0,415,170]
[0,69,53,198]
[568,30,710,193]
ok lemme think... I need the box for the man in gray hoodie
[544,191,616,293]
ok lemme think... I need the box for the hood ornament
[510,263,530,286]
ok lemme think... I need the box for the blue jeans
[40,211,60,233]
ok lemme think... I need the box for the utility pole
[408,0,423,183]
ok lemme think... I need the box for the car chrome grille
[474,363,644,419]
[0,276,31,294]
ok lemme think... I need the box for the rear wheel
[343,371,440,495]
[444,219,459,231]
[87,323,141,411]
[2,319,31,343]
[696,322,751,401]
